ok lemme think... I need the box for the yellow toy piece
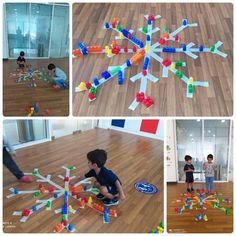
[188,76,194,84]
[78,82,86,90]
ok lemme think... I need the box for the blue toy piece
[148,19,152,25]
[143,57,150,70]
[32,205,37,212]
[126,59,131,67]
[121,29,130,38]
[117,70,123,85]
[162,47,176,53]
[146,35,151,41]
[62,204,68,214]
[93,78,99,86]
[104,22,110,29]
[130,35,144,48]
[182,19,187,26]
[14,188,19,194]
[54,193,58,199]
[68,223,73,231]
[182,44,187,51]
[103,208,109,223]
[77,41,88,55]
[83,186,87,191]
[101,71,111,80]
[199,45,204,52]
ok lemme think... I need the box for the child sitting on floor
[203,154,217,194]
[17,51,26,70]
[184,155,195,193]
[47,63,68,89]
[84,149,125,206]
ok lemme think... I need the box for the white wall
[166,120,178,182]
[50,119,98,138]
[98,119,164,140]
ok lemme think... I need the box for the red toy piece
[142,70,147,76]
[175,35,179,41]
[132,46,137,53]
[38,183,43,189]
[136,92,145,102]
[49,186,55,193]
[143,96,154,108]
[162,59,172,67]
[64,176,69,182]
[83,197,88,203]
[63,220,68,226]
[148,15,155,21]
[158,38,166,45]
[88,93,95,100]
[22,209,30,217]
[124,46,128,53]
[85,82,92,89]
[76,193,81,199]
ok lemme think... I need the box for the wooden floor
[72,3,233,116]
[3,129,163,233]
[3,59,69,116]
[167,182,233,233]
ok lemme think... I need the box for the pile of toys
[173,188,231,222]
[73,14,227,111]
[150,221,164,233]
[6,166,118,233]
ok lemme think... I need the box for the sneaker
[103,197,119,206]
[191,188,194,192]
[20,175,33,183]
[187,188,191,193]
[96,193,105,200]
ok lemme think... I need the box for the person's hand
[118,193,126,201]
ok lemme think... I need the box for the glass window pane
[5,3,30,58]
[50,4,69,57]
[30,4,52,57]
[203,120,230,181]
[176,120,203,182]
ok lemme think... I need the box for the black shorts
[186,176,194,183]
[19,64,25,68]
[106,185,118,195]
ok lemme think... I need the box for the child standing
[16,51,26,69]
[84,149,125,206]
[184,155,195,192]
[47,63,68,89]
[203,154,217,193]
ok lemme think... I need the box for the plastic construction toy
[172,188,231,222]
[6,166,117,233]
[25,102,40,117]
[73,15,227,111]
[150,220,164,233]
[13,64,51,87]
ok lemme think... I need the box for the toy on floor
[73,15,227,111]
[25,102,39,117]
[12,64,51,87]
[172,188,231,222]
[6,166,117,233]
[150,220,164,233]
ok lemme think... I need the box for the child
[17,51,26,69]
[203,154,217,193]
[184,155,195,192]
[3,136,32,183]
[47,63,68,89]
[84,149,125,206]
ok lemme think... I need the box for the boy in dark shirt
[17,51,26,69]
[184,155,195,193]
[84,149,125,206]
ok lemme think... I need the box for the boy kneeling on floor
[85,149,125,206]
[48,63,69,89]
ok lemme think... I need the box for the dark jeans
[3,147,24,179]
